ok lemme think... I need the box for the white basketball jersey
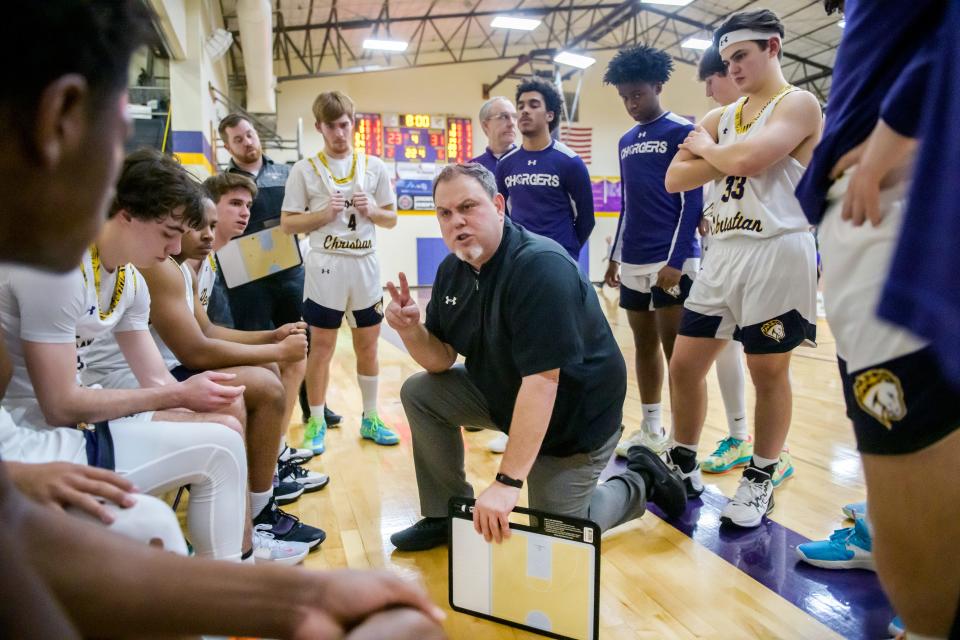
[197,254,217,312]
[150,259,194,370]
[75,249,150,377]
[711,87,811,241]
[307,151,376,256]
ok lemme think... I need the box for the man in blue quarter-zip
[495,78,595,262]
[602,46,703,459]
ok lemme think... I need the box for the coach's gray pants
[400,365,647,532]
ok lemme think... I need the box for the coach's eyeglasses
[485,112,518,122]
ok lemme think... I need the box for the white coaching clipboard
[216,221,302,289]
[448,497,600,640]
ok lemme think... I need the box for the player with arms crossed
[664,9,821,527]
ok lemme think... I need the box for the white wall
[273,53,713,283]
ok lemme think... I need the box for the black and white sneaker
[665,447,705,498]
[278,444,314,465]
[273,480,304,505]
[278,460,329,493]
[627,445,687,519]
[253,497,326,549]
[720,465,774,528]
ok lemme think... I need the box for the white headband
[718,29,782,53]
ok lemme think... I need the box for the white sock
[309,404,325,421]
[640,403,663,435]
[673,442,698,454]
[358,374,379,416]
[250,489,272,518]
[715,341,748,439]
[751,454,779,470]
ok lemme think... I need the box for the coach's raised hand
[385,272,421,332]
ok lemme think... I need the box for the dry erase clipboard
[216,221,302,288]
[448,497,601,640]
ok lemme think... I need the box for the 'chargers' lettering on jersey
[620,140,669,158]
[503,173,561,188]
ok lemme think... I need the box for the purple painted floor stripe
[602,457,894,639]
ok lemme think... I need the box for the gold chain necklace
[86,245,127,321]
[309,149,357,186]
[207,253,217,273]
[734,85,794,134]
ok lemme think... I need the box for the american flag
[558,124,593,164]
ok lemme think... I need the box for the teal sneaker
[842,500,867,520]
[302,416,326,455]
[360,413,400,446]
[795,517,874,570]
[772,450,795,488]
[887,615,903,636]
[702,436,753,473]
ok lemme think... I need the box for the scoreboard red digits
[446,117,473,164]
[353,113,383,157]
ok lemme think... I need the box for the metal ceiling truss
[224,1,834,97]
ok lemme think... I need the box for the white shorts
[303,251,383,329]
[620,258,700,311]
[681,231,818,353]
[820,173,926,372]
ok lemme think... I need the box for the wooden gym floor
[278,285,892,639]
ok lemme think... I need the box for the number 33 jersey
[711,87,811,241]
[282,150,396,256]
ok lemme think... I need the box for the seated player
[197,172,315,465]
[82,191,328,557]
[0,149,250,560]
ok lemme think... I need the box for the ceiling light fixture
[362,38,408,52]
[554,51,596,69]
[681,37,712,50]
[491,16,541,31]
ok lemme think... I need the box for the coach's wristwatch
[495,472,524,489]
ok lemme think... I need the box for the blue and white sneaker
[842,500,867,520]
[796,517,874,570]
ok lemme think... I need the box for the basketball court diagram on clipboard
[448,498,600,640]
[216,224,302,288]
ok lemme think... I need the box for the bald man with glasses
[470,97,518,174]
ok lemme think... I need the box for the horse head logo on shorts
[665,284,681,298]
[760,319,786,342]
[374,300,384,316]
[853,368,907,429]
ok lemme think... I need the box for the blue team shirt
[879,0,960,386]
[611,112,702,268]
[470,145,515,174]
[796,0,945,224]
[495,140,595,260]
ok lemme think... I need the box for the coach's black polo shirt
[425,219,626,456]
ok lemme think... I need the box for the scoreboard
[384,126,446,162]
[345,112,473,165]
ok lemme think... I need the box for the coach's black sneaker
[324,405,342,428]
[390,517,449,552]
[627,445,688,520]
[278,460,329,493]
[254,497,326,549]
[665,446,705,499]
[273,480,304,505]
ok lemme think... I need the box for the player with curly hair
[602,46,704,457]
